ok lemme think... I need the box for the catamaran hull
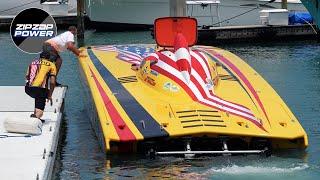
[78,44,308,154]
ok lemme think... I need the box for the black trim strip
[178,114,199,118]
[204,124,227,127]
[176,110,197,113]
[202,119,224,122]
[199,114,221,117]
[118,76,137,80]
[119,80,138,84]
[118,80,138,83]
[197,110,219,113]
[183,124,203,128]
[180,119,201,123]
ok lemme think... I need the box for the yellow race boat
[78,17,308,155]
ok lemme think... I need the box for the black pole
[170,0,186,16]
[281,0,287,9]
[77,0,85,46]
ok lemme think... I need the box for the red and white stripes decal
[28,62,39,84]
[174,33,192,83]
[197,47,270,126]
[146,50,266,131]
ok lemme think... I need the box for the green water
[0,31,320,179]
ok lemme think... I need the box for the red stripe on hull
[89,67,136,141]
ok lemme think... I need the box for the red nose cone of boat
[174,33,191,83]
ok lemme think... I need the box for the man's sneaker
[55,82,62,86]
[30,114,45,123]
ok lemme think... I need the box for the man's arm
[66,42,81,56]
[47,76,56,105]
[25,65,30,79]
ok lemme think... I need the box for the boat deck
[0,86,67,180]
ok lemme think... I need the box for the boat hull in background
[0,0,77,19]
[86,0,307,30]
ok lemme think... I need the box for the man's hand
[67,42,81,56]
[47,96,53,106]
[78,48,87,57]
[79,53,87,58]
[48,76,56,106]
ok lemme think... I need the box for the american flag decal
[93,45,155,65]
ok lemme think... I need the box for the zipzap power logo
[10,8,57,54]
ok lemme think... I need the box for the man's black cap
[40,51,52,61]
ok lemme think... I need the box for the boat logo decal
[144,76,156,86]
[10,8,57,54]
[163,82,180,92]
[143,68,148,74]
[150,70,159,76]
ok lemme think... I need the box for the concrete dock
[0,86,67,180]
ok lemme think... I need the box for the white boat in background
[0,0,77,19]
[86,0,307,30]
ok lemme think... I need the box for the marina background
[0,30,319,179]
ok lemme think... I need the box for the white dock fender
[3,117,42,135]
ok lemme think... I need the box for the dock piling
[170,0,186,16]
[77,0,85,46]
[282,0,288,9]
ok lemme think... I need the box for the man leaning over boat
[42,26,86,86]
